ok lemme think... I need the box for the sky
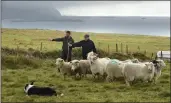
[2,1,170,19]
[2,1,170,36]
[57,1,170,16]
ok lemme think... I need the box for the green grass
[1,28,170,102]
[1,54,170,102]
[2,28,170,56]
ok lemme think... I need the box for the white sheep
[55,58,73,80]
[122,62,155,86]
[105,59,130,82]
[151,59,166,83]
[70,59,91,78]
[87,51,110,79]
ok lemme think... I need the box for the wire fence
[33,42,159,60]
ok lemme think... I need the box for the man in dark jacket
[69,34,97,60]
[49,31,74,62]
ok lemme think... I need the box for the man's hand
[68,43,72,47]
[49,38,53,41]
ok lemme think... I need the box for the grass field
[2,28,170,56]
[1,28,170,102]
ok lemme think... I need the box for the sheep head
[70,60,80,71]
[145,62,155,73]
[55,58,64,67]
[87,51,98,60]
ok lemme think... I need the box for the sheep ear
[145,64,148,66]
[30,81,34,85]
[94,53,98,56]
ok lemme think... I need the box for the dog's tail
[60,93,64,97]
[54,92,64,97]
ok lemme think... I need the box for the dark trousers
[61,49,72,62]
[82,53,87,60]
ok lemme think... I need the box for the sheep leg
[63,73,66,80]
[153,72,161,84]
[103,73,107,80]
[92,74,96,79]
[124,76,134,86]
[125,79,130,86]
[97,74,100,80]
[84,74,87,78]
[74,74,77,79]
[153,76,158,84]
[79,73,82,79]
[106,76,112,83]
[57,68,60,73]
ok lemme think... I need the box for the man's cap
[65,31,71,34]
[84,34,89,38]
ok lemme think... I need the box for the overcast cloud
[2,1,170,36]
[2,1,170,21]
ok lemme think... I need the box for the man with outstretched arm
[69,34,97,60]
[49,31,74,62]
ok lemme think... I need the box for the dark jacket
[52,36,74,51]
[72,39,97,59]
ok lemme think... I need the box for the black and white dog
[24,82,64,96]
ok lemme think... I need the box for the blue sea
[2,16,170,37]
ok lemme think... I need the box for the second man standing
[69,34,97,60]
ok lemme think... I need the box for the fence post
[151,53,154,59]
[155,54,157,60]
[126,45,128,54]
[161,51,163,59]
[138,46,140,52]
[17,45,19,50]
[121,43,123,53]
[40,42,43,51]
[144,50,146,55]
[108,44,110,54]
[16,45,19,58]
[116,43,118,52]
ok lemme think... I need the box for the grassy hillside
[2,28,170,56]
[1,28,170,102]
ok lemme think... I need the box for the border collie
[24,81,64,96]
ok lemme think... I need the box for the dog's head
[24,81,34,93]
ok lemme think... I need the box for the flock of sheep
[55,51,166,86]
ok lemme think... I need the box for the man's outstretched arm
[71,40,83,48]
[50,37,64,42]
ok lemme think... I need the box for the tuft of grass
[159,91,170,98]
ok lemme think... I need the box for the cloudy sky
[57,1,170,16]
[2,1,170,20]
[2,1,170,36]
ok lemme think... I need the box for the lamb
[87,51,110,79]
[151,59,166,83]
[122,62,155,86]
[70,59,91,78]
[55,58,74,80]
